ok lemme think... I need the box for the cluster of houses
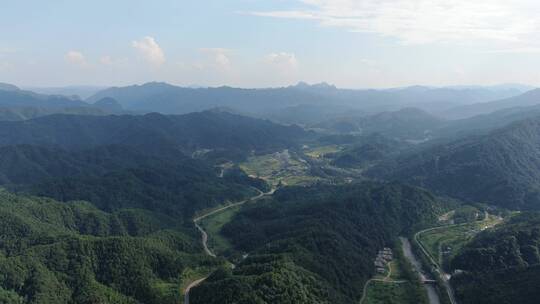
[374,247,393,274]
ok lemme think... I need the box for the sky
[2,0,540,88]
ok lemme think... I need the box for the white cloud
[359,58,377,66]
[0,47,16,55]
[485,47,540,54]
[132,36,165,66]
[100,55,113,65]
[200,48,231,69]
[65,51,88,67]
[0,62,9,70]
[248,0,540,45]
[265,52,298,70]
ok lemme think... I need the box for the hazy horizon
[4,1,540,88]
[10,81,538,92]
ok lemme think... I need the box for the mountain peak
[293,81,337,90]
[0,83,20,92]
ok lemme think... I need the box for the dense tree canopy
[191,182,444,304]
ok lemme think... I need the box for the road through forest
[184,188,275,304]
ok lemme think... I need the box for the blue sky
[1,0,540,88]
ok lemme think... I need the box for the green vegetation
[0,111,309,159]
[451,265,540,304]
[30,159,260,222]
[313,108,443,140]
[304,144,342,158]
[190,182,444,304]
[371,117,540,210]
[325,133,404,169]
[417,212,501,269]
[363,281,417,304]
[362,240,428,304]
[0,190,225,304]
[450,212,540,304]
[198,205,239,256]
[240,149,319,186]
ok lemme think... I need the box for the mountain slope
[450,212,540,304]
[0,111,309,156]
[0,144,268,222]
[0,88,87,108]
[436,104,540,138]
[443,88,540,119]
[313,108,443,140]
[87,82,525,118]
[325,133,406,168]
[190,182,444,304]
[370,116,540,210]
[0,190,222,304]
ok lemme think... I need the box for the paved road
[413,211,495,304]
[184,277,207,304]
[184,188,275,303]
[194,221,216,257]
[193,188,274,257]
[359,248,408,304]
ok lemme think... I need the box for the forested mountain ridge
[449,212,540,304]
[370,116,540,210]
[443,88,540,119]
[0,86,123,121]
[0,190,223,304]
[452,212,540,271]
[324,133,406,168]
[0,87,87,108]
[313,107,443,140]
[0,111,309,156]
[190,182,445,304]
[0,145,268,226]
[435,103,540,139]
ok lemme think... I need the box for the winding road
[413,211,495,304]
[359,259,407,304]
[183,278,207,304]
[184,187,275,304]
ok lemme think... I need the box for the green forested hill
[370,116,540,210]
[0,111,309,156]
[325,133,405,168]
[0,143,265,221]
[0,190,221,304]
[190,182,444,304]
[452,212,540,271]
[449,212,540,304]
[31,161,260,219]
[313,107,443,140]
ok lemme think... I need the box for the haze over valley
[2,1,540,304]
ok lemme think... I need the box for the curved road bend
[359,260,407,304]
[413,211,494,304]
[184,278,207,304]
[185,188,275,303]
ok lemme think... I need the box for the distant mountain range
[22,85,107,99]
[1,81,536,124]
[86,82,530,120]
[443,88,540,119]
[436,103,540,138]
[0,84,123,120]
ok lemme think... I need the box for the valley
[4,3,540,303]
[0,81,539,304]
